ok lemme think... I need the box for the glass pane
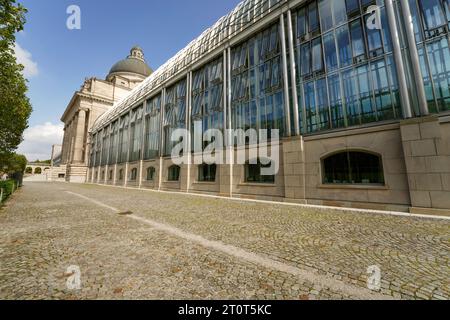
[323,31,338,72]
[350,19,366,60]
[419,0,446,30]
[308,2,320,32]
[319,0,333,32]
[328,73,345,128]
[336,25,352,67]
[316,78,330,130]
[312,37,324,72]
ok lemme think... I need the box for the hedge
[0,180,17,203]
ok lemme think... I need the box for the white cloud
[14,43,39,78]
[17,122,64,162]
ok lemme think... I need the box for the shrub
[0,180,17,202]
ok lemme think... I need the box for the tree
[0,1,32,169]
[1,153,27,174]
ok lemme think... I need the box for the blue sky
[16,0,241,160]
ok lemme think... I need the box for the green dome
[108,47,152,77]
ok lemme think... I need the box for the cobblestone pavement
[0,183,448,300]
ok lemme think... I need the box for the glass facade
[144,95,161,160]
[409,0,450,113]
[108,121,118,165]
[295,0,402,134]
[129,105,144,162]
[118,113,130,164]
[164,80,187,156]
[230,23,285,142]
[89,0,450,171]
[191,58,224,149]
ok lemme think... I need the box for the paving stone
[0,182,448,300]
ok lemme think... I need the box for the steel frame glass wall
[118,113,130,164]
[100,126,110,166]
[108,121,118,165]
[129,105,144,162]
[230,23,285,142]
[94,130,102,167]
[163,79,187,156]
[144,94,161,160]
[295,0,402,134]
[408,0,450,113]
[191,57,224,149]
[88,0,450,171]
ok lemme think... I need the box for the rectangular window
[308,1,320,33]
[312,37,324,72]
[323,31,338,72]
[337,25,352,67]
[371,59,395,120]
[333,0,348,25]
[419,0,446,31]
[316,78,330,130]
[345,0,360,15]
[365,14,383,57]
[328,73,345,128]
[304,81,317,133]
[300,42,311,76]
[350,19,366,62]
[297,8,307,38]
[318,0,333,32]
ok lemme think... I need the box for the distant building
[59,47,152,183]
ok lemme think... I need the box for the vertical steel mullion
[386,0,413,118]
[280,13,292,137]
[400,0,429,116]
[287,10,300,136]
[227,47,233,197]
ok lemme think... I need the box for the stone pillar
[282,136,306,203]
[73,109,87,164]
[401,115,450,215]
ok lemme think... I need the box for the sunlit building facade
[86,0,450,214]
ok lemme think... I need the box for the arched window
[198,164,216,182]
[119,169,123,180]
[108,170,113,180]
[34,167,42,175]
[147,167,156,181]
[245,159,275,184]
[168,165,180,181]
[25,167,32,174]
[101,170,105,180]
[130,168,138,181]
[322,151,385,185]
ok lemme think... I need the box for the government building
[59,0,450,216]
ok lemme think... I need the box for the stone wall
[401,115,450,214]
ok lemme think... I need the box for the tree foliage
[0,1,32,168]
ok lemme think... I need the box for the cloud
[14,43,39,78]
[17,122,64,162]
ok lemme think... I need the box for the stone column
[73,109,87,164]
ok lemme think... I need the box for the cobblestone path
[0,182,448,300]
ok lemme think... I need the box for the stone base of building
[48,165,67,182]
[83,116,450,216]
[410,207,450,217]
[66,165,88,183]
